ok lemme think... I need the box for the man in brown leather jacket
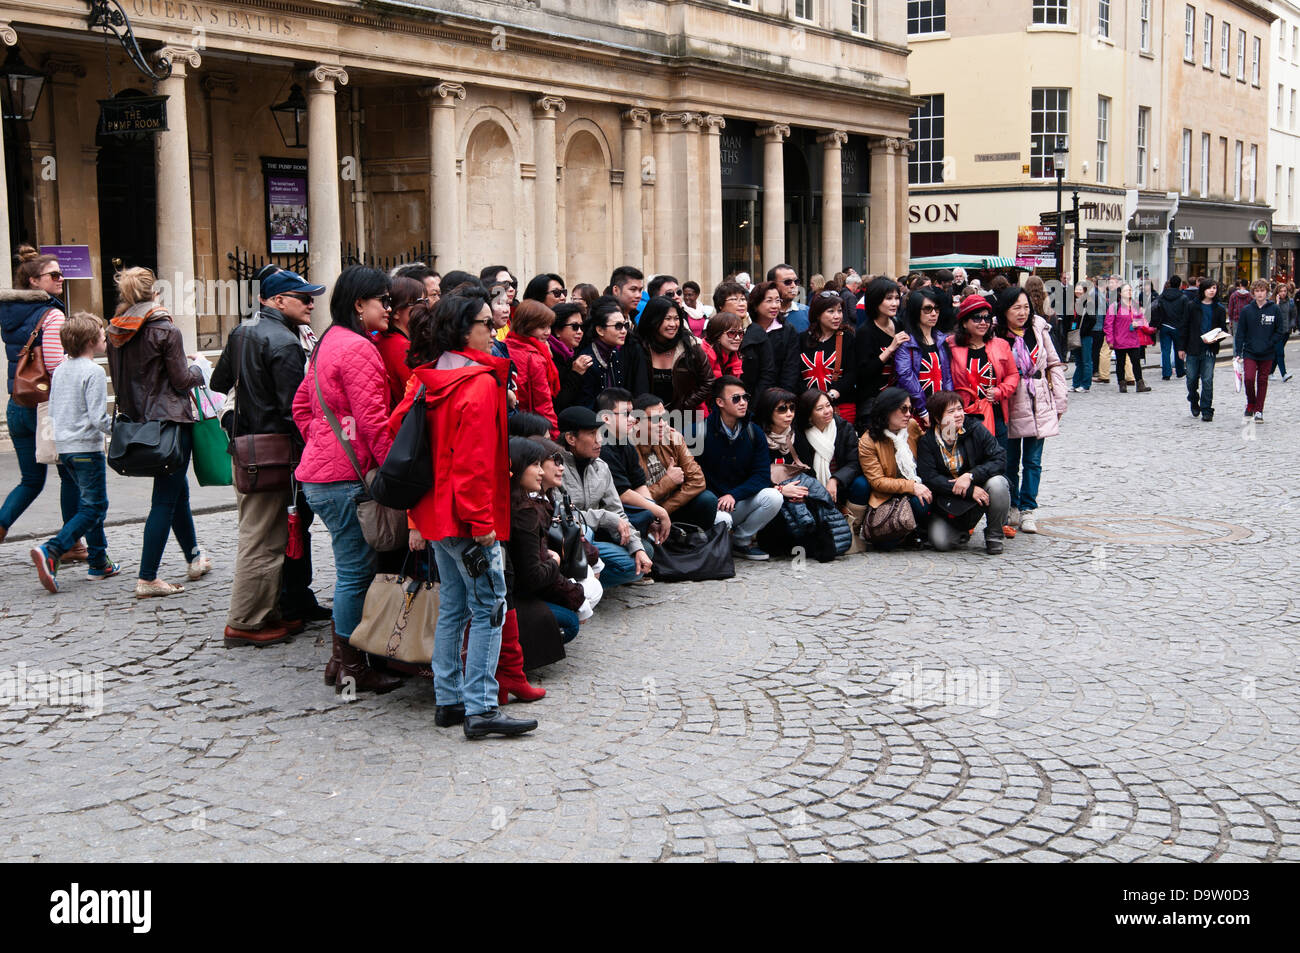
[631,393,720,529]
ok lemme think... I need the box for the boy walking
[1235,279,1287,422]
[30,312,118,592]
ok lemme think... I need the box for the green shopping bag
[191,386,233,487]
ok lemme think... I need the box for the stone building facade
[0,0,916,348]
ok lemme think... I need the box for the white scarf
[804,420,838,487]
[887,427,918,482]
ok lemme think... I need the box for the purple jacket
[893,331,953,420]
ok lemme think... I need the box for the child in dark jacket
[1234,280,1287,421]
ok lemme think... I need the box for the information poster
[262,158,309,253]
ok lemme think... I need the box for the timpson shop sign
[126,0,297,36]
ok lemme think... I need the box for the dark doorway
[782,141,815,286]
[96,90,156,311]
[4,116,33,252]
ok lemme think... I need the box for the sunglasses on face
[899,404,913,413]
[967,314,991,324]
[920,304,938,314]
[780,278,798,286]
[41,271,63,281]
[605,321,630,332]
[282,292,315,305]
[724,329,745,339]
[774,403,794,413]
[549,453,565,465]
[374,295,393,309]
[471,317,493,328]
[548,287,567,298]
[728,393,751,405]
[561,322,583,331]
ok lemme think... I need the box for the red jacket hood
[409,349,510,400]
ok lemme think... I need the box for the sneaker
[1002,525,1017,539]
[31,544,59,593]
[1201,411,1214,422]
[732,542,770,561]
[1285,373,1294,382]
[136,578,185,598]
[1190,402,1200,418]
[1007,507,1021,529]
[186,554,212,581]
[1254,411,1264,422]
[1019,513,1038,534]
[88,560,122,579]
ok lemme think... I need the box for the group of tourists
[4,236,1290,741]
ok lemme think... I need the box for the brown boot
[1135,381,1151,393]
[324,629,344,686]
[335,634,402,695]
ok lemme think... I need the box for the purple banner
[39,245,94,280]
[262,157,309,254]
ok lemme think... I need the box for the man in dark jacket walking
[210,268,321,646]
[697,376,783,560]
[916,391,1009,555]
[1177,278,1229,421]
[1154,276,1187,380]
[1234,279,1287,422]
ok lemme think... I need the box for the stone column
[620,108,650,267]
[664,112,701,282]
[758,123,790,273]
[154,47,202,351]
[869,136,906,278]
[533,95,565,274]
[701,115,726,294]
[202,74,238,300]
[305,65,347,332]
[0,24,15,289]
[44,55,87,248]
[818,130,847,277]
[651,113,674,274]
[422,81,465,275]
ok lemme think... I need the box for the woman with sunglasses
[948,294,1019,446]
[856,386,930,550]
[574,295,648,409]
[744,280,801,398]
[894,287,953,428]
[1,245,77,547]
[548,302,590,412]
[506,299,561,435]
[523,273,566,306]
[294,266,400,694]
[375,275,424,409]
[701,312,745,389]
[797,292,857,424]
[630,295,715,419]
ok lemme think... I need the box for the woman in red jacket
[293,266,399,695]
[948,294,1020,436]
[394,288,536,739]
[505,299,560,435]
[374,275,425,409]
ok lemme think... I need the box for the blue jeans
[1005,437,1045,512]
[1185,353,1215,415]
[730,487,783,546]
[1274,338,1289,377]
[1159,327,1186,378]
[674,490,720,527]
[0,399,77,532]
[1071,333,1094,390]
[46,452,109,567]
[302,480,375,638]
[546,601,581,642]
[431,536,507,716]
[139,426,199,581]
[848,474,871,506]
[585,525,649,588]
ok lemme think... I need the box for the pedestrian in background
[1234,278,1286,423]
[1272,282,1296,383]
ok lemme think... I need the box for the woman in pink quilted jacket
[994,286,1067,535]
[1103,281,1152,393]
[292,266,398,695]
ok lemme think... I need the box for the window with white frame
[850,0,869,34]
[1203,14,1213,67]
[1140,0,1151,51]
[1277,165,1283,207]
[1185,6,1195,61]
[1252,36,1260,85]
[1099,0,1111,39]
[1281,20,1288,58]
[1291,89,1296,128]
[1181,129,1192,194]
[1200,133,1211,195]
[1250,144,1258,200]
[907,0,945,34]
[1137,107,1150,187]
[1234,140,1243,200]
[1237,29,1246,80]
[1096,95,1110,183]
[908,95,944,185]
[793,0,813,21]
[1032,0,1069,26]
[1280,84,1286,127]
[1030,87,1070,179]
[1221,22,1230,75]
[1290,167,1295,218]
[1294,26,1299,62]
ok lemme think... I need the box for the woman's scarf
[804,419,838,488]
[887,426,918,482]
[1011,332,1037,400]
[765,427,809,484]
[511,331,561,395]
[592,338,623,388]
[548,333,574,363]
[108,300,168,347]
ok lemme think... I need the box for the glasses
[41,271,63,281]
[780,278,799,286]
[899,404,912,413]
[548,287,567,298]
[723,329,745,339]
[549,453,565,465]
[373,295,392,309]
[282,292,315,305]
[920,304,938,314]
[774,403,794,413]
[967,314,991,324]
[725,295,746,304]
[471,317,493,328]
[605,321,630,331]
[414,296,429,306]
[728,393,751,405]
[561,322,583,331]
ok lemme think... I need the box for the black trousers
[1115,348,1144,383]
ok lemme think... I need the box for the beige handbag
[35,401,57,464]
[348,556,438,664]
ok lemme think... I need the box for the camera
[461,544,490,579]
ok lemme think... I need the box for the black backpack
[369,386,433,509]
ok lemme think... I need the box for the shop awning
[908,254,1017,271]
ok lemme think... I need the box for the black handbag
[369,385,433,509]
[545,490,588,579]
[107,416,186,477]
[650,521,735,583]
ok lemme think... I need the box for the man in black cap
[211,268,324,647]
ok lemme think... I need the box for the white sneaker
[1007,507,1021,529]
[1254,411,1264,423]
[1285,373,1294,382]
[1019,513,1038,534]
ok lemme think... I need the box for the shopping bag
[35,401,57,465]
[190,387,233,486]
[1233,357,1244,394]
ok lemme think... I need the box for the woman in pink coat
[1103,281,1152,393]
[993,286,1067,535]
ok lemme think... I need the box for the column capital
[621,107,652,127]
[308,64,348,89]
[201,72,239,97]
[872,136,912,155]
[817,129,849,147]
[659,111,701,131]
[156,47,201,76]
[42,54,87,80]
[421,81,466,105]
[702,114,726,133]
[757,122,791,141]
[0,21,17,47]
[533,95,566,117]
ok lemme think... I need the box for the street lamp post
[1053,138,1068,356]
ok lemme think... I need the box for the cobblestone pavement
[2,356,1299,862]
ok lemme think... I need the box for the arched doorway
[562,131,609,286]
[96,90,156,311]
[464,120,516,271]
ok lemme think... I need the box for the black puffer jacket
[211,306,306,447]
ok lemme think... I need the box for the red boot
[496,609,545,704]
